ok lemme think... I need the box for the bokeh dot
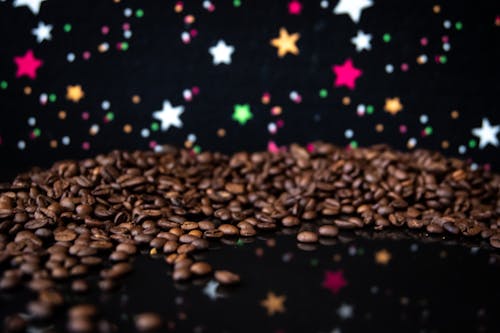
[375,124,384,132]
[217,128,226,137]
[451,110,459,119]
[123,124,133,133]
[58,111,67,120]
[441,140,449,149]
[342,96,351,105]
[132,95,141,104]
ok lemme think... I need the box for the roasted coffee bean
[218,224,239,236]
[297,231,318,243]
[72,279,89,293]
[190,262,212,275]
[0,142,498,323]
[54,229,77,242]
[318,225,339,237]
[172,267,191,281]
[214,270,240,285]
[69,304,97,319]
[68,317,94,333]
[134,313,163,332]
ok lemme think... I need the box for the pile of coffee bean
[1,142,499,331]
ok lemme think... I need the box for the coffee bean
[68,317,94,333]
[55,229,77,242]
[69,304,97,321]
[218,224,239,236]
[297,231,318,243]
[72,279,89,293]
[214,270,240,285]
[318,225,339,237]
[0,142,498,326]
[190,262,212,275]
[134,313,162,332]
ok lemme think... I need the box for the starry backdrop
[0,1,500,333]
[0,0,499,181]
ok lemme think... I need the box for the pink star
[332,58,362,90]
[14,50,43,79]
[288,0,302,15]
[322,270,348,294]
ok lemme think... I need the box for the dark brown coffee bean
[218,224,239,236]
[54,229,77,242]
[134,313,162,332]
[214,270,240,285]
[69,304,97,319]
[68,317,94,333]
[39,289,64,306]
[72,279,89,293]
[297,231,318,243]
[172,267,191,281]
[190,262,212,275]
[116,243,137,254]
[318,225,339,237]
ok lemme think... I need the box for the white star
[351,30,372,52]
[337,303,354,319]
[203,280,221,300]
[472,118,500,149]
[32,22,53,43]
[13,0,46,15]
[333,0,373,23]
[152,100,184,131]
[209,40,235,65]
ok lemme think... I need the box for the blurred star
[13,0,46,14]
[472,118,500,149]
[66,85,84,103]
[384,97,403,115]
[232,104,253,125]
[270,28,300,58]
[322,270,348,294]
[14,50,43,79]
[209,40,235,65]
[152,100,184,131]
[261,292,286,316]
[351,30,372,52]
[332,58,362,90]
[32,22,52,43]
[333,0,373,23]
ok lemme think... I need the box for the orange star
[66,85,85,103]
[375,249,392,265]
[270,28,300,58]
[384,97,403,115]
[260,291,286,316]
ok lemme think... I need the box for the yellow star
[375,249,392,265]
[260,291,286,316]
[66,85,85,103]
[384,97,403,115]
[270,28,300,58]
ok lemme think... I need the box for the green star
[232,104,253,125]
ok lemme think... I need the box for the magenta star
[14,50,43,79]
[332,58,362,90]
[288,0,302,15]
[322,270,348,294]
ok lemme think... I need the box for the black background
[0,1,499,332]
